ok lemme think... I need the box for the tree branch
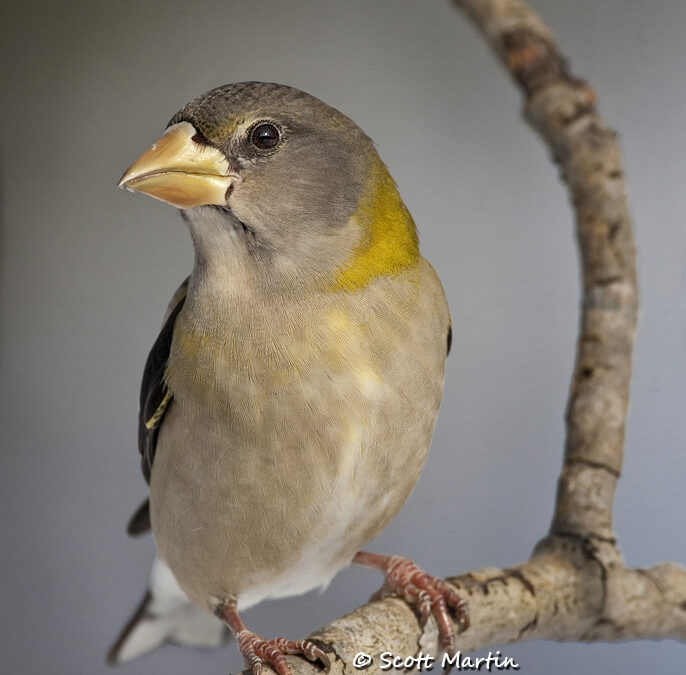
[239,1,686,671]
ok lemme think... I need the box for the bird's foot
[236,631,330,675]
[215,601,330,675]
[354,552,469,655]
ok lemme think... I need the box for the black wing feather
[126,278,188,536]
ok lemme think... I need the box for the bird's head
[119,82,418,290]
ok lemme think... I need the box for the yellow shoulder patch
[332,158,419,291]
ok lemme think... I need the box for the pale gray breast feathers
[150,258,449,608]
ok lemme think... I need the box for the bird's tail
[107,557,230,665]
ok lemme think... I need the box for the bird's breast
[151,263,448,608]
[166,301,387,432]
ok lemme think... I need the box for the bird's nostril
[192,129,211,146]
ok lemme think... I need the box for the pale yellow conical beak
[117,122,238,209]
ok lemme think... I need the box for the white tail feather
[107,557,229,665]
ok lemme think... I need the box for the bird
[108,82,467,674]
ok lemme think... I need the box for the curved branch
[454,0,638,546]
[237,1,685,672]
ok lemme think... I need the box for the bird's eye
[250,123,281,150]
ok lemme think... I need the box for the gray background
[1,0,684,673]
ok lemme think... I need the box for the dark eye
[250,123,281,150]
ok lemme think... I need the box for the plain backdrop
[1,1,685,673]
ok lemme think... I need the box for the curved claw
[216,600,331,675]
[366,555,469,655]
[237,630,330,675]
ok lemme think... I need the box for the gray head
[119,82,417,289]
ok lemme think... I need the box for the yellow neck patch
[332,158,419,291]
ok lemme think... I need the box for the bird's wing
[126,278,189,536]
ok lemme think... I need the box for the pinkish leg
[215,601,330,675]
[353,551,469,656]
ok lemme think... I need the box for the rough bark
[239,1,686,672]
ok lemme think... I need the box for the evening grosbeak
[108,82,467,674]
